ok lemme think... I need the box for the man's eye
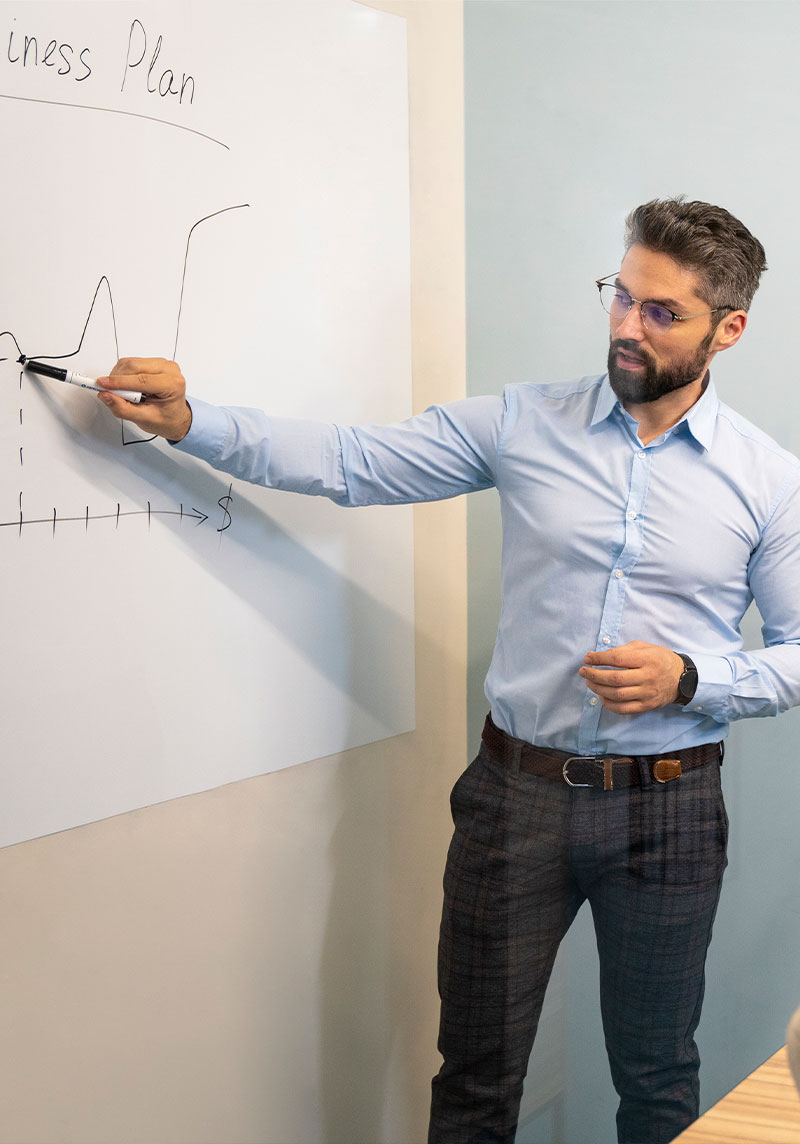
[644,303,673,329]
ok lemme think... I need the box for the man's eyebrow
[614,277,683,312]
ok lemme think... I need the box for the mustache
[610,340,650,365]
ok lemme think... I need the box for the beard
[607,332,714,405]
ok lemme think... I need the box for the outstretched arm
[97,356,505,508]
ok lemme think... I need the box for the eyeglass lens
[598,284,674,332]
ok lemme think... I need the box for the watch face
[679,667,699,702]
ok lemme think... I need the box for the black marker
[21,357,144,403]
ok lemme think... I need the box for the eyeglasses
[596,273,729,333]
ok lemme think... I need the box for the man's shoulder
[500,375,607,424]
[507,374,606,402]
[494,376,609,440]
[715,399,800,471]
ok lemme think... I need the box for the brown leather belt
[482,715,723,791]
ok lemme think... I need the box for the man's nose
[614,303,647,340]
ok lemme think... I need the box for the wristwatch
[675,653,698,706]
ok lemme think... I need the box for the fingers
[578,642,684,713]
[99,357,183,398]
[582,675,657,714]
[582,640,647,669]
[96,358,192,441]
[580,666,638,689]
[590,690,654,709]
[580,667,653,713]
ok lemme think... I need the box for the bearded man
[98,199,800,1144]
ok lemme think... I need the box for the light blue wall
[464,3,800,1141]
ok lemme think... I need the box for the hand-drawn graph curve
[0,0,414,849]
[1,205,248,536]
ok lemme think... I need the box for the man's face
[607,244,719,406]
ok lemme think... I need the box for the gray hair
[624,198,767,312]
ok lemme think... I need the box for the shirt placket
[576,440,653,755]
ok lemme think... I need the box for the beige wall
[0,4,465,1142]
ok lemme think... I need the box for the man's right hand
[96,358,193,442]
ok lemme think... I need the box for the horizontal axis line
[1,507,209,530]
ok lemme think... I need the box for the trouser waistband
[481,714,723,791]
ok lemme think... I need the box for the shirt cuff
[681,652,734,721]
[169,397,229,461]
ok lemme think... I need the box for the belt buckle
[563,755,618,790]
[563,755,597,789]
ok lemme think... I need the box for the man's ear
[714,309,747,353]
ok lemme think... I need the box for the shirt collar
[590,376,619,428]
[591,373,720,451]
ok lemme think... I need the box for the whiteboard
[0,1,413,848]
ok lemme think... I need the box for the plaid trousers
[429,730,729,1144]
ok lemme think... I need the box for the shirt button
[638,450,646,459]
[627,511,637,521]
[590,697,598,706]
[602,636,611,645]
[615,569,624,579]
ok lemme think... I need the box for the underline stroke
[0,92,229,150]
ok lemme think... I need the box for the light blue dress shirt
[174,374,800,755]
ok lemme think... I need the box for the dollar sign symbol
[217,483,233,533]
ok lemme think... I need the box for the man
[97,199,800,1144]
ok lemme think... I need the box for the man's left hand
[579,641,684,714]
